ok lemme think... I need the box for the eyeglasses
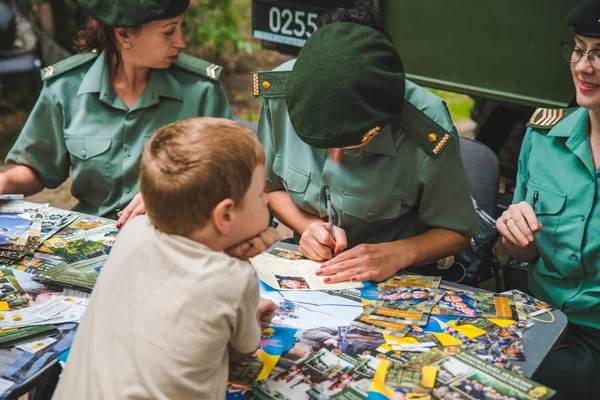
[562,41,600,70]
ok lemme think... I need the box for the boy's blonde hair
[140,117,265,236]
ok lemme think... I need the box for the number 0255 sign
[253,1,324,47]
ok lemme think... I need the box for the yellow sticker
[421,365,438,388]
[432,332,462,346]
[487,318,516,327]
[384,334,419,346]
[0,302,10,311]
[448,320,487,339]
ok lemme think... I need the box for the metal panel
[380,0,579,107]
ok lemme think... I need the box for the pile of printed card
[240,267,558,400]
[0,199,117,354]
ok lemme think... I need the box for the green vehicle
[251,0,579,152]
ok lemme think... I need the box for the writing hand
[299,221,347,261]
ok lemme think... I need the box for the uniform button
[571,253,579,261]
[367,212,375,220]
[126,114,134,120]
[125,148,131,157]
[580,215,586,221]
[80,149,87,157]
[125,187,131,193]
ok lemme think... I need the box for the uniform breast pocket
[526,181,567,263]
[342,192,403,223]
[65,136,112,206]
[273,156,311,208]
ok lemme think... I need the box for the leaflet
[250,251,363,291]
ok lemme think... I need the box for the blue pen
[324,185,336,241]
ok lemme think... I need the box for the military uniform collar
[364,125,398,156]
[77,51,183,106]
[547,107,588,139]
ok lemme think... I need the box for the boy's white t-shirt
[53,215,261,400]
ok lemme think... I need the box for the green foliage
[428,88,474,123]
[185,0,258,60]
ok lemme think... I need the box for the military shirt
[514,107,600,330]
[257,60,479,248]
[6,51,232,219]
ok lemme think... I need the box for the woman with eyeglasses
[496,1,600,397]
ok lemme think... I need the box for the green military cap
[567,0,600,38]
[285,22,405,149]
[76,0,189,27]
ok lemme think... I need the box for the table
[4,238,569,399]
[269,241,568,378]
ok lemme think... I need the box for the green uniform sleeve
[5,85,69,189]
[203,81,233,119]
[256,99,284,191]
[513,128,533,204]
[418,127,480,237]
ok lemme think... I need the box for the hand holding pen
[297,186,348,261]
[496,190,543,248]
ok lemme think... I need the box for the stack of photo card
[0,325,59,350]
[356,275,443,328]
[0,295,85,329]
[504,289,554,320]
[460,321,533,362]
[40,207,79,241]
[34,221,118,292]
[431,289,519,320]
[0,201,49,263]
[4,252,67,276]
[368,347,556,400]
[254,346,389,400]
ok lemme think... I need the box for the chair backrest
[458,136,500,218]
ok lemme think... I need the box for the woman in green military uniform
[0,0,231,222]
[496,1,600,397]
[255,2,479,283]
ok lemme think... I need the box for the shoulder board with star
[173,53,223,81]
[40,50,99,81]
[526,107,578,130]
[398,100,454,157]
[251,70,290,98]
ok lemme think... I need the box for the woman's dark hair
[317,0,391,41]
[74,18,139,80]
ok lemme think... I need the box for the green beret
[77,0,189,27]
[567,0,600,38]
[285,22,405,149]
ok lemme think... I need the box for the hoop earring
[124,42,131,49]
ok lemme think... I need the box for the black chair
[0,0,43,94]
[459,136,500,219]
[440,137,501,288]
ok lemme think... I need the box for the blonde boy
[54,118,277,399]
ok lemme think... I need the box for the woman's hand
[256,298,278,329]
[299,221,347,261]
[225,227,281,260]
[117,193,146,229]
[497,201,542,248]
[315,242,409,283]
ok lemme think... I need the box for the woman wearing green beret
[496,1,600,397]
[256,2,479,283]
[0,0,231,223]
